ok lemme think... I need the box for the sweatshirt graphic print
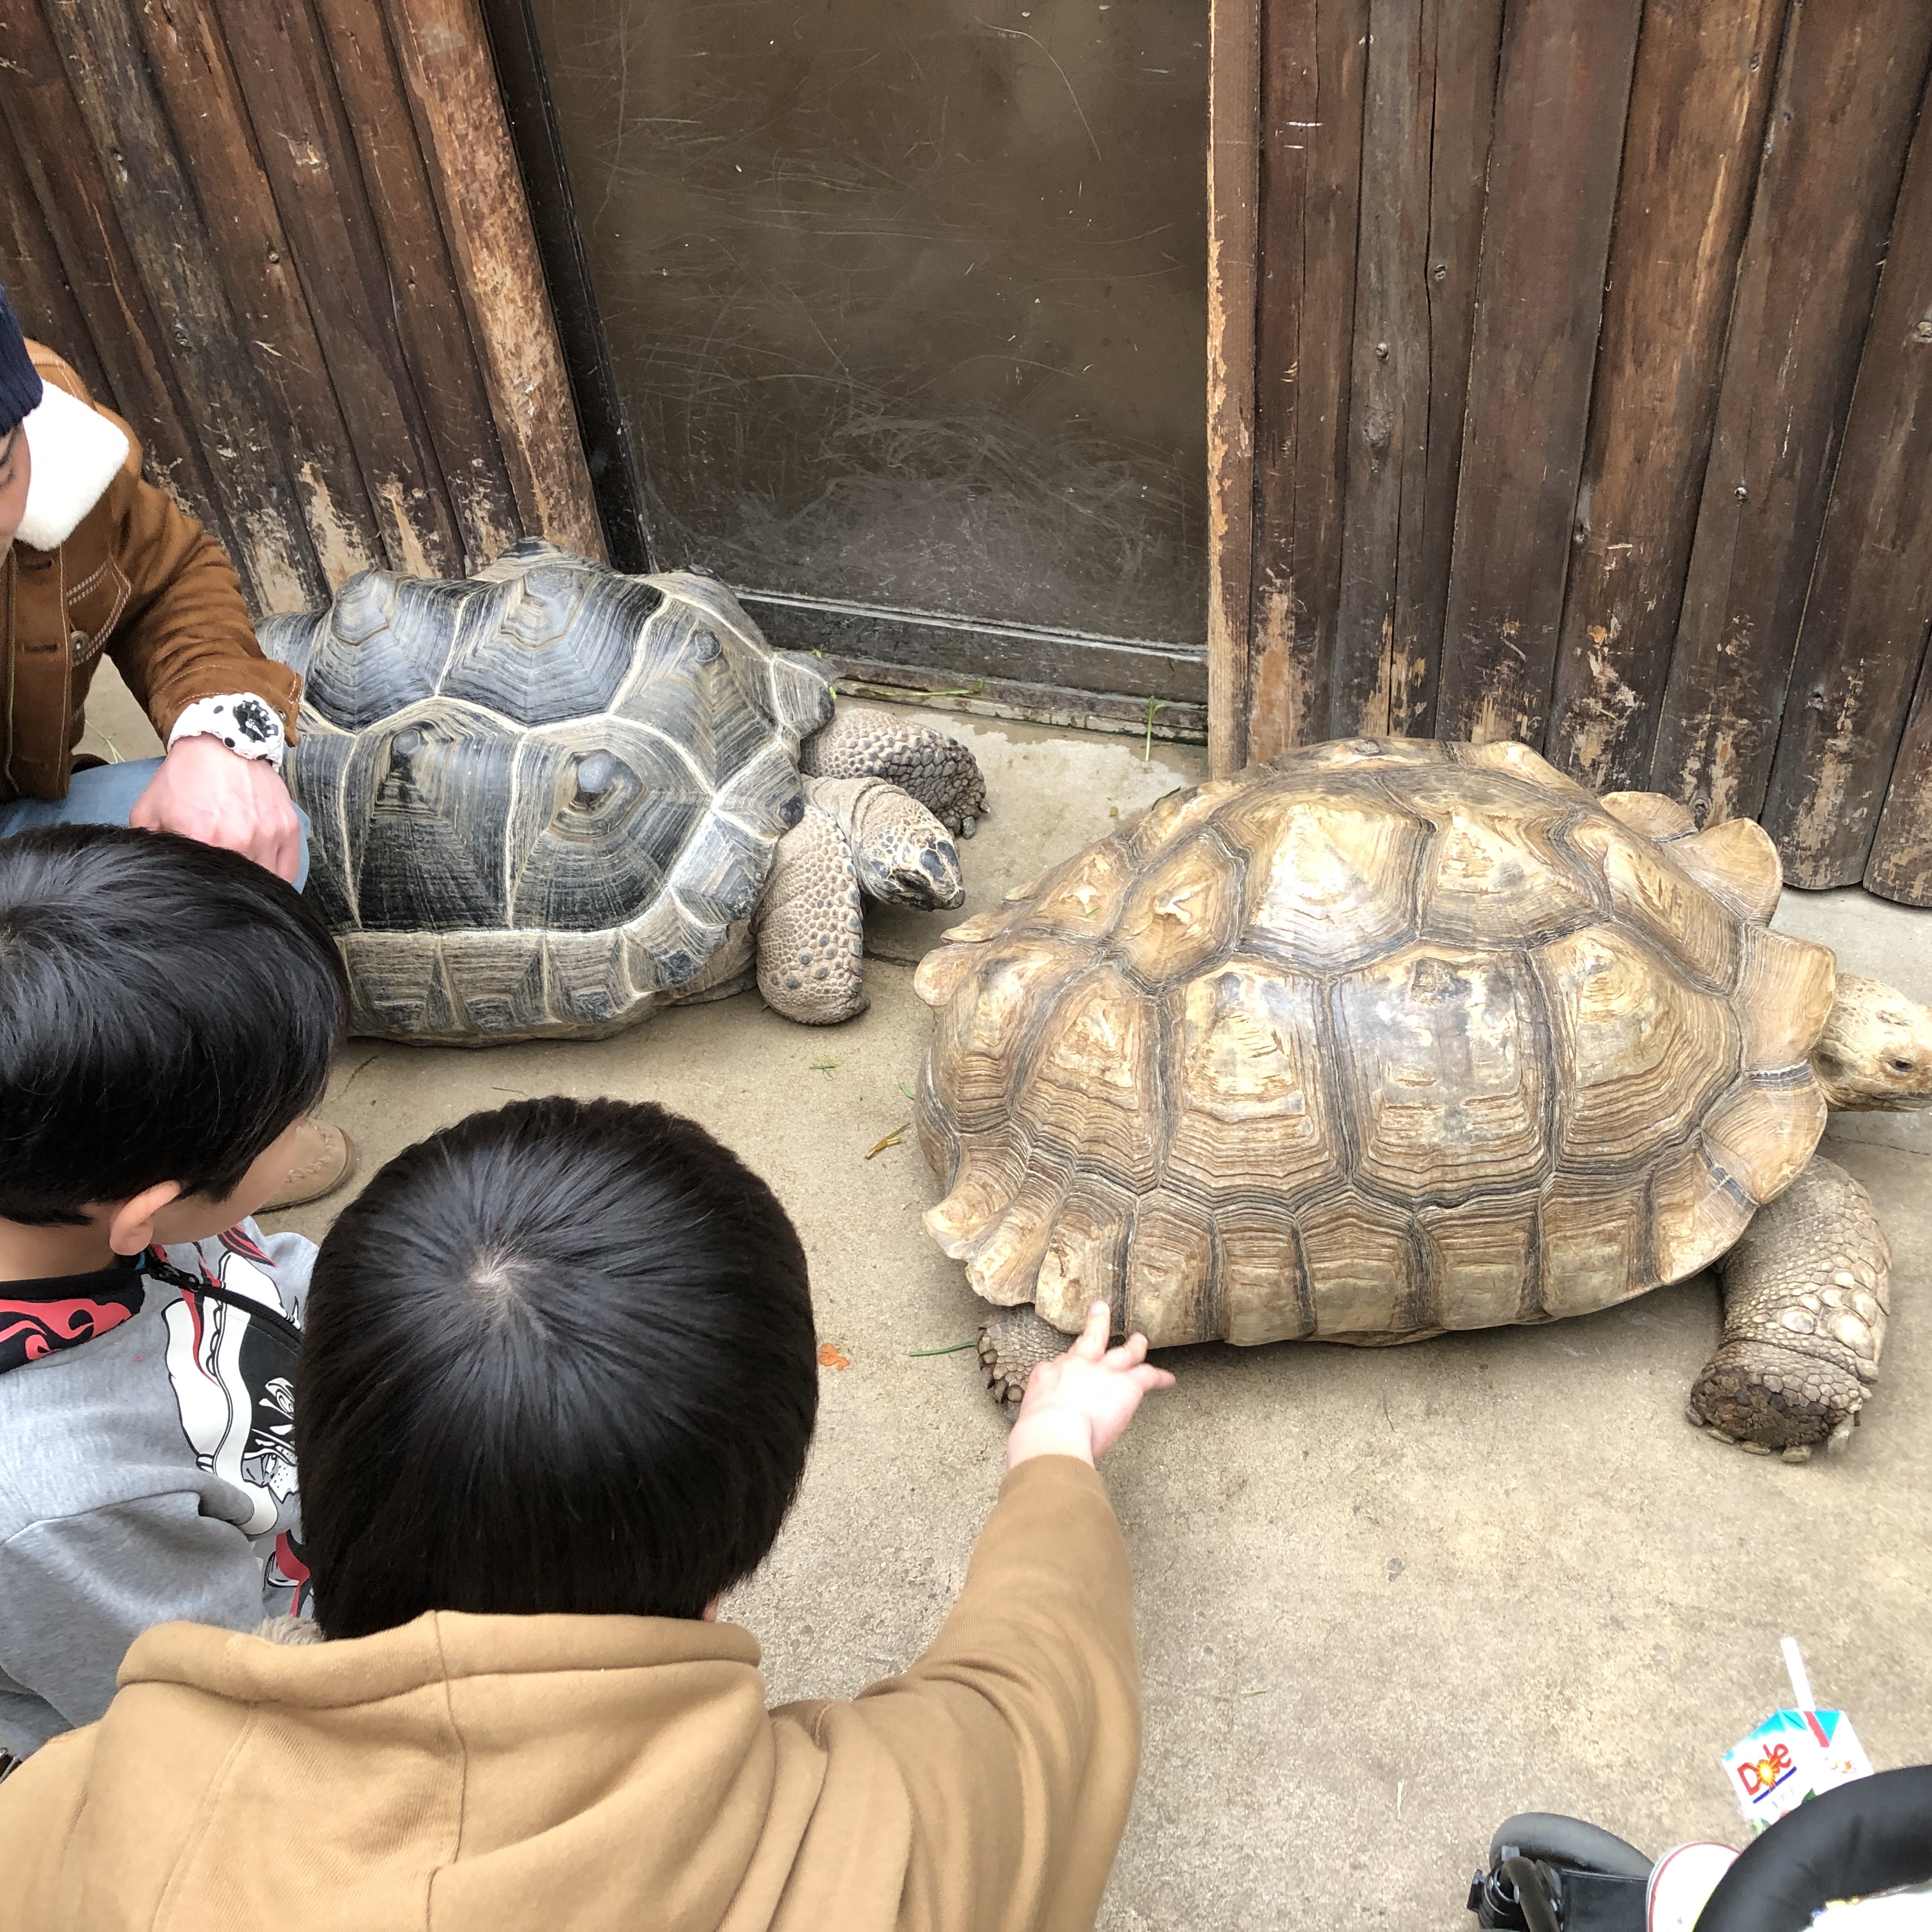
[0,1221,314,1757]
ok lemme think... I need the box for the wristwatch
[167,694,288,774]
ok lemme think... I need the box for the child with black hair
[0,825,346,1762]
[1,1094,1172,1931]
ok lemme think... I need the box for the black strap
[139,1255,303,1360]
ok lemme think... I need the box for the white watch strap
[166,694,288,773]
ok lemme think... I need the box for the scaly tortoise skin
[263,542,987,1041]
[914,736,1915,1455]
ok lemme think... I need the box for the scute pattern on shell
[915,737,1837,1350]
[263,542,832,1043]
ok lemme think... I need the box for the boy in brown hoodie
[0,1095,1173,1931]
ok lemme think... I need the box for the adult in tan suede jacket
[0,286,351,1206]
[0,1096,1176,1932]
[0,294,300,868]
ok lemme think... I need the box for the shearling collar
[15,379,130,553]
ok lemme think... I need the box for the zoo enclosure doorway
[486,0,1215,744]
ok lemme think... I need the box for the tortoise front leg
[978,1305,1077,1407]
[755,799,868,1023]
[801,705,988,837]
[1690,1155,1891,1460]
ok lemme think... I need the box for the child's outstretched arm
[771,1305,1173,1932]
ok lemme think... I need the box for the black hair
[0,825,348,1223]
[296,1096,818,1637]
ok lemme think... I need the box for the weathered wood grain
[0,4,231,539]
[1434,0,1644,747]
[195,0,463,585]
[1545,0,1787,792]
[1329,0,1506,740]
[1206,0,1261,776]
[36,0,323,611]
[1331,0,1436,740]
[1866,638,1932,905]
[1653,2,1932,827]
[475,0,654,574]
[0,114,111,405]
[1761,69,1932,889]
[1245,0,1368,762]
[309,0,525,572]
[128,0,390,594]
[1397,0,1506,743]
[385,0,605,561]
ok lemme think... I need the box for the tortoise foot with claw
[978,1305,1091,1407]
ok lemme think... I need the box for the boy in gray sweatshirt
[0,825,346,1758]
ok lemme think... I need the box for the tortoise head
[850,788,963,911]
[1812,974,1932,1111]
[804,775,964,911]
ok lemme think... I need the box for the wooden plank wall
[1209,0,1932,904]
[0,0,602,622]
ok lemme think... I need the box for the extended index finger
[1071,1300,1112,1361]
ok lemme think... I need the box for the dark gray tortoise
[260,542,988,1042]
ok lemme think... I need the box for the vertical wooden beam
[1652,2,1932,826]
[0,4,233,540]
[309,0,525,572]
[188,0,466,583]
[1761,73,1932,888]
[1330,0,1505,740]
[1207,0,1262,776]
[1246,0,1369,762]
[1866,640,1932,905]
[477,0,654,573]
[130,0,390,589]
[385,0,605,562]
[1331,0,1434,739]
[35,0,324,611]
[1435,0,1643,747]
[1397,0,1506,741]
[0,114,112,406]
[1545,0,1787,791]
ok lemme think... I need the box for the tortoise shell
[913,737,1839,1348]
[263,541,831,1042]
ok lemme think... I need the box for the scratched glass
[529,0,1208,645]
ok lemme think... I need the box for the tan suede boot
[261,1117,356,1211]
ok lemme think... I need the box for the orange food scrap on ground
[816,1342,851,1372]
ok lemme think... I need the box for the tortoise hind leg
[1690,1156,1891,1459]
[978,1305,1075,1407]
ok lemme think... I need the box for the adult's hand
[128,733,303,882]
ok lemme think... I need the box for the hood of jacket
[37,1609,804,1931]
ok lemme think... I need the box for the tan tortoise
[912,737,1932,1456]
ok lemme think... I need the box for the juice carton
[1721,1638,1873,1833]
[1721,1706,1872,1830]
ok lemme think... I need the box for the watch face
[188,694,280,756]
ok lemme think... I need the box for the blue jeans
[0,758,310,890]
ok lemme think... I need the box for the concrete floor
[88,675,1932,1927]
